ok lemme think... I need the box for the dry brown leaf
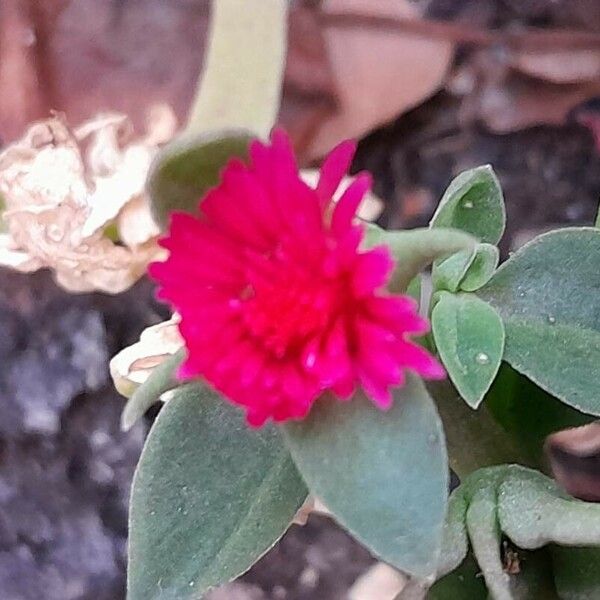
[109,315,183,398]
[303,0,453,158]
[452,43,600,133]
[0,107,176,293]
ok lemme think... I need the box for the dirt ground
[0,1,599,599]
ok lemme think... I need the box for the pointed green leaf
[479,227,600,417]
[120,349,186,431]
[430,165,505,245]
[128,384,307,600]
[148,131,252,229]
[460,243,499,292]
[365,224,476,292]
[432,248,476,293]
[186,0,288,138]
[432,293,504,409]
[283,376,448,578]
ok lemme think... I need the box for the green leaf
[497,468,600,550]
[283,376,448,578]
[460,243,499,292]
[432,293,504,409]
[435,465,600,599]
[147,0,287,229]
[479,227,600,417]
[186,0,288,138]
[128,384,307,600]
[552,547,600,600]
[430,165,505,245]
[120,349,186,432]
[365,224,476,293]
[432,248,476,293]
[148,131,252,229]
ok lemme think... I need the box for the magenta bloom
[150,130,444,426]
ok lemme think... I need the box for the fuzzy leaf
[148,131,252,229]
[432,248,476,293]
[430,165,505,245]
[283,376,448,578]
[120,349,185,431]
[365,224,476,293]
[432,292,504,409]
[497,469,600,550]
[186,0,288,138]
[128,384,307,600]
[436,465,600,599]
[460,243,499,292]
[479,228,600,417]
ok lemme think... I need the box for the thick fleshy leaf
[479,227,600,417]
[430,165,505,245]
[148,131,252,229]
[460,243,499,292]
[128,384,307,600]
[365,224,476,292]
[283,376,448,578]
[120,349,185,431]
[432,248,475,293]
[186,0,287,138]
[497,468,600,550]
[435,465,600,599]
[148,0,287,229]
[432,292,504,409]
[552,547,600,600]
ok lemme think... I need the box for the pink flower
[150,130,444,426]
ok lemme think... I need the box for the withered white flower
[110,314,183,398]
[0,106,177,293]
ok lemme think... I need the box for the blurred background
[0,0,599,598]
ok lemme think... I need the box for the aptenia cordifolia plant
[1,1,599,599]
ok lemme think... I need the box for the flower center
[241,250,342,358]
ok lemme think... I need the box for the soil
[1,1,600,599]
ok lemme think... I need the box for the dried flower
[110,314,183,398]
[151,130,443,425]
[0,107,176,293]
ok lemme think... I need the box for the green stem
[186,0,288,138]
[428,380,529,480]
